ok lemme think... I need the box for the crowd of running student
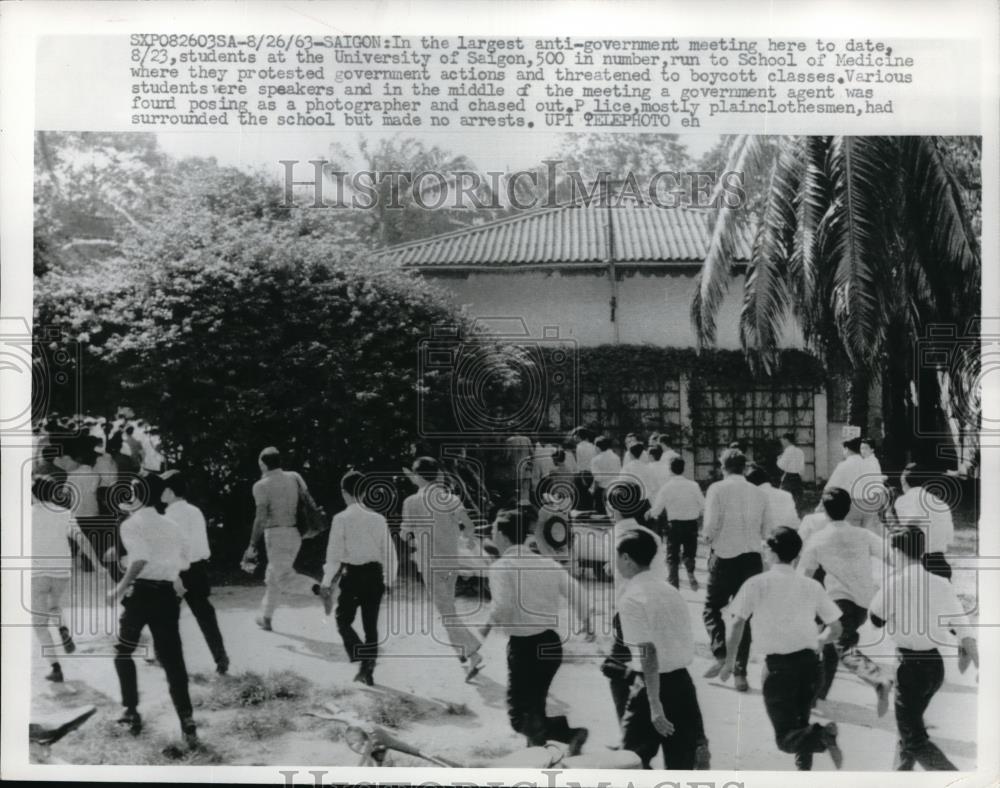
[30,432,977,770]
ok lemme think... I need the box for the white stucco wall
[423,267,804,349]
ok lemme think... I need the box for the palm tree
[692,135,981,469]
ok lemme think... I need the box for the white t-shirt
[618,570,694,673]
[730,564,842,656]
[166,499,212,564]
[870,563,973,650]
[120,507,190,581]
[894,487,954,553]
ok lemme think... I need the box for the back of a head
[648,445,663,462]
[259,446,282,470]
[843,437,862,454]
[627,442,644,460]
[594,435,611,452]
[889,525,925,562]
[745,465,769,486]
[658,434,672,448]
[494,504,537,545]
[900,462,923,489]
[132,474,167,508]
[608,480,647,520]
[766,526,803,563]
[412,456,440,483]
[782,432,796,444]
[575,427,593,443]
[616,528,657,567]
[821,487,852,521]
[670,457,685,476]
[341,468,365,499]
[161,469,188,499]
[721,448,747,475]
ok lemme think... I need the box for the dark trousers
[75,515,122,579]
[818,599,887,700]
[703,551,762,674]
[507,629,573,746]
[894,648,957,770]
[605,613,633,722]
[593,484,608,515]
[114,580,193,727]
[922,552,953,581]
[179,560,228,668]
[622,668,705,769]
[762,649,828,770]
[666,520,698,587]
[335,563,385,666]
[780,472,803,509]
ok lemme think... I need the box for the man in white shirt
[892,464,955,580]
[870,526,978,770]
[589,436,622,516]
[721,526,844,771]
[31,475,110,683]
[481,505,591,754]
[644,446,672,498]
[747,466,800,533]
[617,442,656,501]
[616,528,709,770]
[649,457,705,590]
[776,432,806,508]
[603,481,668,722]
[572,427,597,471]
[798,488,893,714]
[657,434,681,466]
[701,450,767,690]
[401,457,484,681]
[321,469,398,686]
[161,471,229,676]
[825,437,879,531]
[110,473,198,749]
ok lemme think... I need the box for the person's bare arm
[247,502,268,553]
[637,643,675,737]
[719,617,747,681]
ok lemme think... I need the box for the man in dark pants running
[480,505,591,753]
[161,470,229,675]
[701,449,767,691]
[616,528,710,770]
[869,526,978,770]
[109,473,198,750]
[320,469,397,686]
[721,527,843,771]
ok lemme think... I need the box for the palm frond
[693,135,777,347]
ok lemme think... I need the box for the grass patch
[467,741,517,766]
[224,706,295,741]
[197,670,309,710]
[48,716,227,766]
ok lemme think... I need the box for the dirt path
[32,557,979,771]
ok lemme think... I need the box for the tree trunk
[847,369,869,428]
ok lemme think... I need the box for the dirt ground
[31,537,979,772]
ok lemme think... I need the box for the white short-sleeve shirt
[730,564,842,656]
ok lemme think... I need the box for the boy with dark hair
[869,526,978,770]
[161,470,229,675]
[590,436,621,516]
[701,449,767,691]
[776,432,805,508]
[111,473,198,749]
[481,505,591,754]
[616,528,709,769]
[401,457,484,681]
[894,464,955,580]
[648,457,705,590]
[321,469,397,686]
[721,526,844,770]
[798,487,893,713]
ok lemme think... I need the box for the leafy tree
[691,135,981,469]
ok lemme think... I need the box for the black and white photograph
[1,3,997,786]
